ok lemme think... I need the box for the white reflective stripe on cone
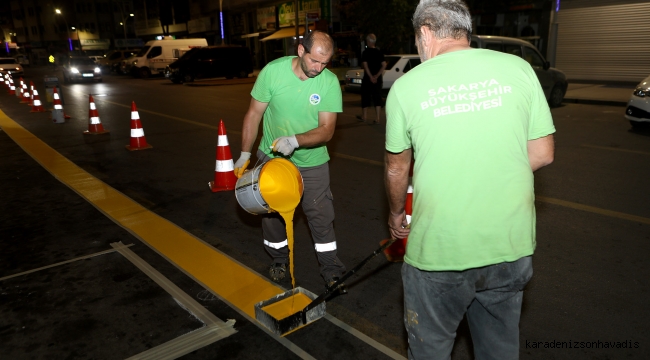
[90,103,96,110]
[314,241,337,252]
[215,159,234,172]
[33,100,41,106]
[90,116,101,124]
[131,111,139,120]
[264,239,288,249]
[218,135,229,146]
[54,93,60,100]
[33,90,39,95]
[131,128,145,137]
[54,104,63,110]
[407,184,413,193]
[406,214,412,224]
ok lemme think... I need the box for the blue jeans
[402,256,533,360]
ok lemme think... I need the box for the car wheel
[183,73,194,83]
[549,85,565,108]
[140,67,151,79]
[237,70,248,79]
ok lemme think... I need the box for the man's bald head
[302,30,334,58]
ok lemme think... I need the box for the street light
[55,8,72,51]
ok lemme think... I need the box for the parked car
[61,57,102,83]
[130,38,208,78]
[164,46,253,83]
[624,75,650,129]
[96,49,139,73]
[470,35,567,107]
[344,54,421,93]
[0,57,24,76]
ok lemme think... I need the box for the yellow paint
[261,292,312,320]
[0,110,285,319]
[259,158,303,289]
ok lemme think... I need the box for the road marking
[0,244,134,282]
[581,144,650,156]
[536,196,650,225]
[111,242,237,359]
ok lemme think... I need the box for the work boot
[269,262,288,282]
[325,276,348,296]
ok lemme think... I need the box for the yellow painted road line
[581,144,650,156]
[0,109,281,320]
[536,196,650,225]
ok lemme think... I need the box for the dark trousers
[257,151,346,281]
[361,76,383,108]
[402,256,533,360]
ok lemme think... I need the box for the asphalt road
[1,67,649,359]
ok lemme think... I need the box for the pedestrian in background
[233,30,347,290]
[357,33,387,124]
[384,0,555,359]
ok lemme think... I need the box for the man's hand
[272,135,299,156]
[388,210,411,240]
[233,151,251,178]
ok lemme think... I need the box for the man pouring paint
[385,0,555,359]
[234,30,347,290]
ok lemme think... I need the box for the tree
[338,0,418,54]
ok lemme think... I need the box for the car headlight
[94,67,101,73]
[71,68,79,74]
[633,87,648,97]
[132,60,138,65]
[0,67,4,71]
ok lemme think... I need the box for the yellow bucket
[235,158,304,214]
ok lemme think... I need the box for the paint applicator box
[255,287,326,336]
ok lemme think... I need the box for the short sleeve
[251,65,272,103]
[385,85,411,153]
[526,66,556,140]
[318,74,343,113]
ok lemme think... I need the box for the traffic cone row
[4,78,239,193]
[381,160,415,262]
[8,77,15,96]
[209,120,237,192]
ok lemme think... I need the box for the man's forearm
[385,150,412,213]
[294,113,337,148]
[241,112,260,153]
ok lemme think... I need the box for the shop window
[77,3,82,12]
[31,26,37,35]
[87,3,93,12]
[28,7,34,16]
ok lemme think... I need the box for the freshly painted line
[581,144,650,156]
[111,242,237,359]
[537,196,650,225]
[324,314,406,360]
[0,245,134,282]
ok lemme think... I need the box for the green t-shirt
[386,49,555,271]
[251,56,342,167]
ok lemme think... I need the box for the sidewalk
[563,82,636,107]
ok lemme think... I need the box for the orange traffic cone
[83,95,109,135]
[3,74,8,89]
[16,78,23,99]
[51,86,65,123]
[125,101,152,150]
[27,81,35,106]
[30,89,45,112]
[381,159,415,262]
[209,120,237,192]
[20,81,30,103]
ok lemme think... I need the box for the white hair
[412,0,472,41]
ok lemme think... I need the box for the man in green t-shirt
[385,0,555,358]
[233,30,346,289]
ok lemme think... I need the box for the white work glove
[271,135,299,156]
[233,151,251,178]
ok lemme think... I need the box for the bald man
[234,30,347,290]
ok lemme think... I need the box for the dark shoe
[356,115,365,122]
[326,276,348,295]
[269,262,288,282]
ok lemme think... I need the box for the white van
[130,38,207,78]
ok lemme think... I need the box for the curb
[562,98,628,107]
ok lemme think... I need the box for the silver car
[624,75,650,129]
[471,35,568,107]
[0,57,24,76]
[344,55,421,93]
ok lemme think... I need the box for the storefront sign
[80,39,110,50]
[278,0,321,28]
[257,7,276,31]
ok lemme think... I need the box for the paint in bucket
[235,158,303,215]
